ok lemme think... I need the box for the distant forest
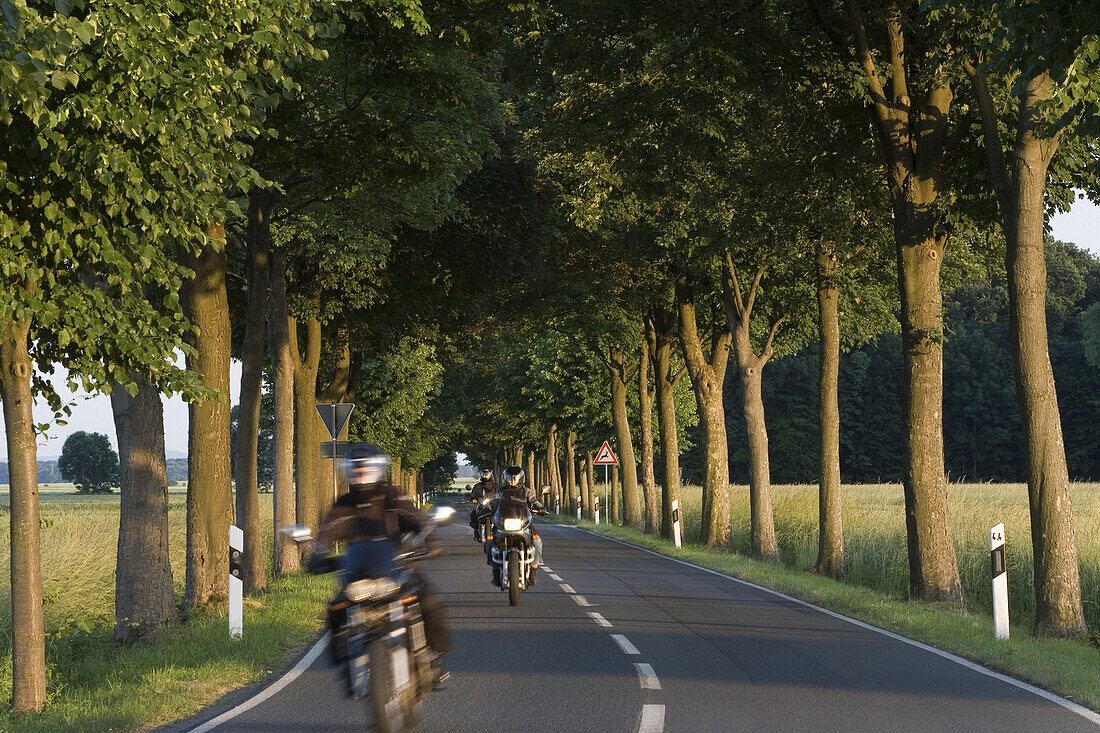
[0,459,189,486]
[679,239,1100,484]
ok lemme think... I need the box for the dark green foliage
[57,432,118,494]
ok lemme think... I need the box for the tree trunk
[183,228,234,609]
[896,221,961,601]
[848,4,962,602]
[675,274,731,545]
[268,250,298,575]
[610,464,620,524]
[525,450,536,492]
[585,452,596,518]
[565,429,578,509]
[234,189,274,592]
[646,309,683,539]
[1009,75,1085,637]
[1,317,46,712]
[290,314,322,531]
[639,339,658,534]
[609,344,641,527]
[721,256,780,563]
[814,246,845,579]
[547,424,561,508]
[112,376,174,642]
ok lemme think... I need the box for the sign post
[316,403,354,504]
[229,525,243,639]
[990,523,1008,640]
[671,499,682,548]
[593,441,618,525]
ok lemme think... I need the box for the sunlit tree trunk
[1,315,46,712]
[966,66,1085,636]
[289,312,322,532]
[675,273,731,545]
[814,245,845,579]
[609,344,641,527]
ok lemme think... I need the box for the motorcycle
[281,504,455,733]
[489,496,540,606]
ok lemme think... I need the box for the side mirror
[427,505,456,526]
[279,524,314,544]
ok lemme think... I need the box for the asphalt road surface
[175,507,1100,732]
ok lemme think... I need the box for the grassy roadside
[0,491,334,732]
[549,512,1100,713]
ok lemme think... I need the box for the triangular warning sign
[593,440,618,466]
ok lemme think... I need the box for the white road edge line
[559,583,576,594]
[562,524,1100,727]
[185,632,330,733]
[588,611,612,627]
[634,663,661,690]
[637,703,665,733]
[571,594,592,607]
[611,633,640,655]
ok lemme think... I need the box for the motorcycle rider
[468,468,499,541]
[309,443,452,687]
[474,464,547,587]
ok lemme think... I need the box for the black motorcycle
[281,505,455,732]
[489,496,537,606]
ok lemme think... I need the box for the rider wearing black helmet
[474,465,547,586]
[468,468,499,541]
[310,443,451,686]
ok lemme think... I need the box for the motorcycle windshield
[342,539,401,583]
[495,496,532,525]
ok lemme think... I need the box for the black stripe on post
[230,547,244,579]
[990,546,1005,578]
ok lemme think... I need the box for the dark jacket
[315,483,425,551]
[470,478,499,502]
[475,482,546,521]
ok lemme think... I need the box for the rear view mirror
[427,505,456,526]
[278,524,314,544]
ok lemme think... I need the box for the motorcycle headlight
[503,518,524,531]
[345,577,399,603]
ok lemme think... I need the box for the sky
[1,197,1098,461]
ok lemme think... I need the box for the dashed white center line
[587,611,612,627]
[571,594,591,606]
[610,634,640,654]
[559,583,575,594]
[637,704,665,733]
[548,573,563,582]
[634,663,661,690]
[541,565,553,572]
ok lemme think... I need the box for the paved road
[178,511,1099,732]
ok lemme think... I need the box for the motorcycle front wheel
[368,637,400,733]
[508,553,521,606]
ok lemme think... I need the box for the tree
[57,431,119,494]
[942,0,1100,637]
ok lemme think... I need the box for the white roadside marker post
[594,494,601,525]
[576,496,581,520]
[229,525,244,639]
[990,523,1008,640]
[671,499,682,548]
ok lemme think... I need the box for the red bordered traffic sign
[593,441,618,466]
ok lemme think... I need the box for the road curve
[171,512,1099,732]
